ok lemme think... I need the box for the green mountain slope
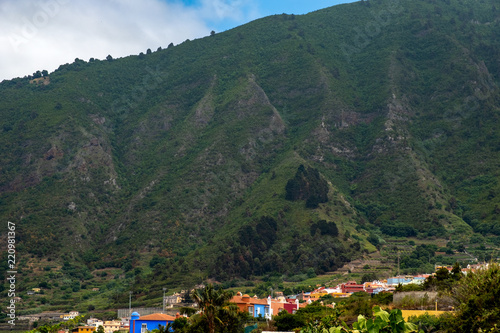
[1,0,500,310]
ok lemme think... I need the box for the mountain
[1,0,500,311]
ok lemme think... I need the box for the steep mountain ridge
[1,0,500,309]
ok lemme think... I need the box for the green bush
[372,292,393,305]
[408,313,444,333]
[274,311,306,331]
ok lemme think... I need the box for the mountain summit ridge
[0,0,499,307]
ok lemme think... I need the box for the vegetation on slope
[0,0,500,311]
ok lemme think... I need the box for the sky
[0,0,356,81]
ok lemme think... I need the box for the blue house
[387,276,413,286]
[129,312,177,333]
[252,302,269,318]
[230,293,272,320]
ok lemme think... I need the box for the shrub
[407,313,444,332]
[274,311,306,331]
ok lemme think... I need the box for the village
[14,263,490,333]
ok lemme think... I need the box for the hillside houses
[164,293,183,306]
[86,318,104,329]
[26,265,490,332]
[61,311,80,321]
[230,292,313,319]
[222,272,462,320]
[225,272,447,320]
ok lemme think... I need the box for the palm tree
[191,284,234,333]
[218,303,250,333]
[151,324,171,333]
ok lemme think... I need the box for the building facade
[129,312,176,333]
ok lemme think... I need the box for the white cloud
[0,0,260,81]
[199,0,259,22]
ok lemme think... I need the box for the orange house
[230,293,271,319]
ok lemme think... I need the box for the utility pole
[129,291,132,316]
[163,288,167,313]
[397,251,400,276]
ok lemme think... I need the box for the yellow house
[310,292,329,298]
[71,327,96,333]
[32,288,41,293]
[103,321,121,333]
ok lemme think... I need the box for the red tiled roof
[231,296,246,303]
[139,313,176,321]
[231,296,269,305]
[251,298,269,305]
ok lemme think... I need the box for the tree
[310,220,338,237]
[106,55,113,61]
[96,326,105,333]
[451,262,462,280]
[360,272,377,284]
[151,324,170,333]
[448,263,500,332]
[191,284,234,333]
[172,317,188,331]
[146,48,152,55]
[366,233,379,248]
[217,303,250,333]
[179,306,197,316]
[435,267,450,281]
[41,70,48,77]
[285,165,329,208]
[210,30,216,37]
[63,315,84,331]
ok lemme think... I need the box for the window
[141,324,147,333]
[248,306,254,315]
